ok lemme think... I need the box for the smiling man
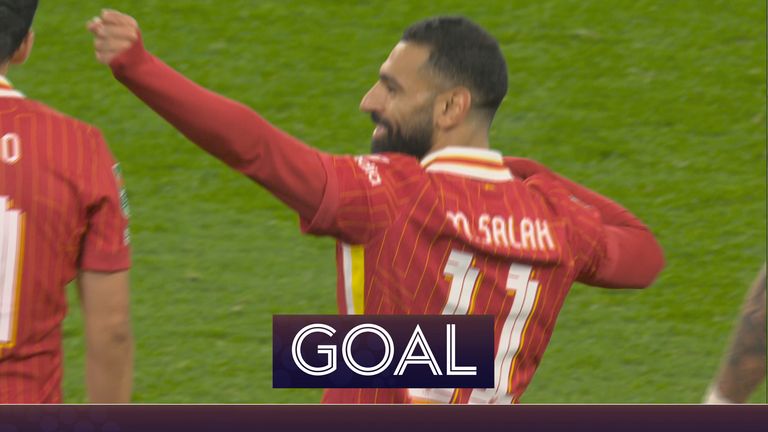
[365,22,507,160]
[88,10,664,403]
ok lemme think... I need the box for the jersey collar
[420,146,514,182]
[0,75,25,99]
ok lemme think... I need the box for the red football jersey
[0,77,131,403]
[302,148,607,403]
[110,39,664,404]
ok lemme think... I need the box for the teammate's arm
[76,124,133,402]
[77,270,133,403]
[508,157,665,288]
[87,10,326,221]
[705,265,767,403]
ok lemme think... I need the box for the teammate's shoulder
[15,98,102,136]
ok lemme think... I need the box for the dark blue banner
[1,405,767,432]
[272,315,494,388]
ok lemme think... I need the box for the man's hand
[87,9,140,65]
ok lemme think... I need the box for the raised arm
[88,10,327,221]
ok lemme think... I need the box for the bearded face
[369,100,434,160]
[360,42,445,160]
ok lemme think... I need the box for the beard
[370,109,433,160]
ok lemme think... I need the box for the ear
[10,31,35,65]
[434,86,472,129]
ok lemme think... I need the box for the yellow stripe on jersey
[351,245,365,314]
[9,214,25,348]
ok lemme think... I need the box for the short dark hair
[402,16,508,118]
[0,0,38,62]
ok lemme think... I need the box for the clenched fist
[87,9,139,65]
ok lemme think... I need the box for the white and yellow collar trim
[0,75,24,99]
[421,146,513,182]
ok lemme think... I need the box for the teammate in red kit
[0,1,132,403]
[89,10,664,403]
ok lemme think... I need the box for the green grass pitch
[13,0,765,403]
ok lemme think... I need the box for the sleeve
[78,128,131,272]
[301,154,423,244]
[109,34,327,222]
[524,165,665,288]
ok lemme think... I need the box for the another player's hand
[87,9,139,65]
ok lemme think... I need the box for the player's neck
[0,63,10,77]
[429,122,490,155]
